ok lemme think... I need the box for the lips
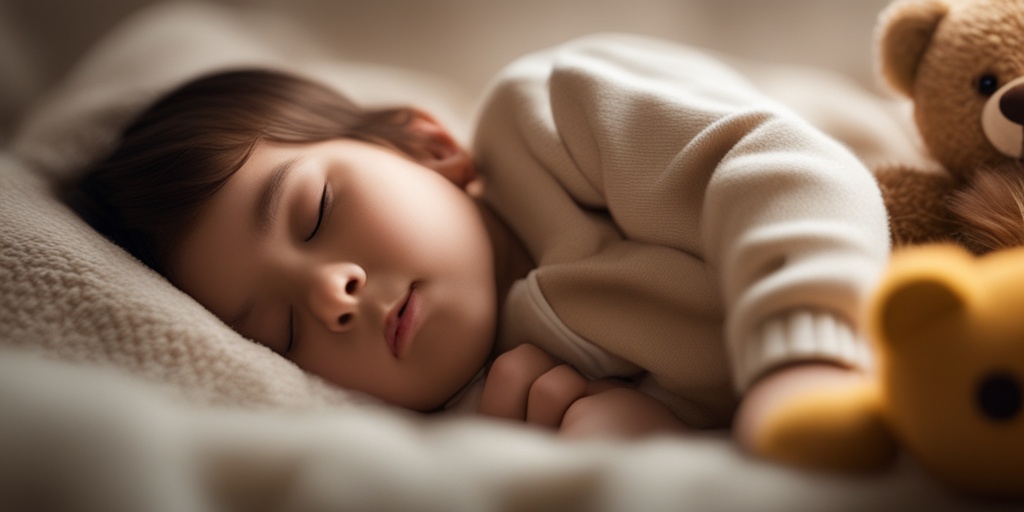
[385,284,420,359]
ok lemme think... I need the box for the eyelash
[289,182,330,352]
[285,307,295,354]
[304,183,331,242]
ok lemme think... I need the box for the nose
[307,262,366,332]
[982,76,1024,159]
[1002,86,1024,125]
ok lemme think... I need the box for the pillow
[12,2,472,181]
[2,1,470,408]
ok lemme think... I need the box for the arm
[474,36,891,423]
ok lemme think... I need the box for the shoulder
[499,34,749,83]
[477,33,762,114]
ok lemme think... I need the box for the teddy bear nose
[1000,86,1024,125]
[982,76,1024,159]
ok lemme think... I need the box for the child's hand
[478,343,590,427]
[733,363,896,471]
[557,384,689,439]
[479,344,688,437]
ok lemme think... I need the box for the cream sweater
[471,35,890,427]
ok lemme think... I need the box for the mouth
[385,283,421,359]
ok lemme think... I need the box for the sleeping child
[65,34,891,457]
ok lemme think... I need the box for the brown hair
[64,68,427,278]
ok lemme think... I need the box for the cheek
[295,335,385,394]
[363,174,486,259]
[172,230,260,323]
[914,69,992,172]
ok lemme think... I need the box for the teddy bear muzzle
[982,75,1024,160]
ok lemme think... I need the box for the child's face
[171,138,497,410]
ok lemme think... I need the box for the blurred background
[0,0,895,142]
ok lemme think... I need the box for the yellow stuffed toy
[759,243,1024,497]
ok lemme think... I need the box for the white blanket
[0,2,1009,510]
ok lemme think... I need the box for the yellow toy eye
[975,371,1021,421]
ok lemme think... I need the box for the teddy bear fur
[873,0,1024,253]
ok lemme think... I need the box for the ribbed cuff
[733,310,873,392]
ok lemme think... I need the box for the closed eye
[305,183,330,242]
[285,307,295,354]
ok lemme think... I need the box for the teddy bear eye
[977,74,1000,96]
[975,371,1021,421]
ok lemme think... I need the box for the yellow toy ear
[870,244,971,350]
[876,0,949,97]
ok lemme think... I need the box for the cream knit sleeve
[473,34,890,397]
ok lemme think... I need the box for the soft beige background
[2,0,895,143]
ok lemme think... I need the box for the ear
[405,109,476,188]
[875,0,949,97]
[870,244,971,350]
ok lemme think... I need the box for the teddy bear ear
[870,244,970,349]
[875,0,950,97]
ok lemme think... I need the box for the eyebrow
[255,156,303,237]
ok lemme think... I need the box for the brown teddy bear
[874,0,1024,253]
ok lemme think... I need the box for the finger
[526,364,589,428]
[479,344,560,420]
